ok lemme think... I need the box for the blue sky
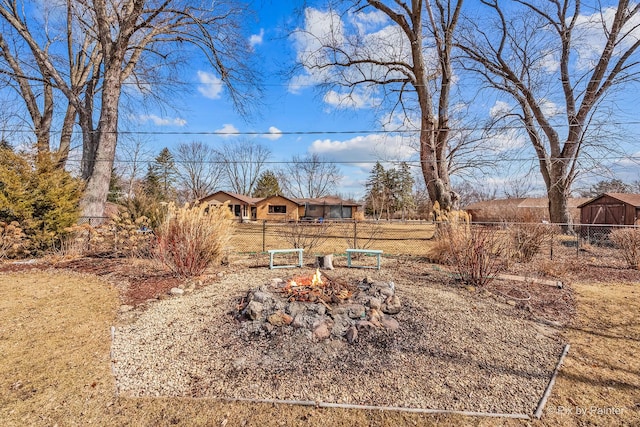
[120,0,640,199]
[122,2,420,199]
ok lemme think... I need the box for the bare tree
[280,153,342,198]
[457,0,640,229]
[0,0,260,219]
[174,141,224,202]
[293,0,464,210]
[116,136,153,199]
[218,140,271,195]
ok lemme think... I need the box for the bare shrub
[508,222,556,263]
[277,221,332,253]
[610,227,640,269]
[0,221,25,259]
[101,213,155,258]
[441,224,507,287]
[154,203,234,277]
[347,221,383,250]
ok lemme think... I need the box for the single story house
[199,191,261,222]
[578,193,640,225]
[464,197,589,223]
[200,191,360,221]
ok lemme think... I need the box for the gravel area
[111,266,565,415]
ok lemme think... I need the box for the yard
[0,251,638,426]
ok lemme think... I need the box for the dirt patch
[111,267,565,415]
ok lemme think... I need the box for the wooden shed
[578,193,640,225]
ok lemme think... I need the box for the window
[268,205,287,214]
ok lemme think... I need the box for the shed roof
[578,193,640,208]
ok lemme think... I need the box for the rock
[217,272,224,277]
[379,286,394,298]
[333,304,366,319]
[345,325,358,344]
[330,314,353,337]
[356,320,376,331]
[119,304,134,313]
[251,290,270,303]
[368,297,382,310]
[286,301,307,318]
[270,278,284,287]
[381,316,400,331]
[313,322,331,340]
[169,287,184,296]
[267,311,293,327]
[313,303,326,316]
[364,276,374,284]
[382,295,401,314]
[232,357,246,370]
[245,301,264,320]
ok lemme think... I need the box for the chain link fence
[227,219,639,264]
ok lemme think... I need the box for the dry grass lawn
[0,270,638,426]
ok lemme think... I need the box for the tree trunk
[546,161,574,233]
[421,119,454,211]
[79,72,120,219]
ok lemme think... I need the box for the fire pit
[236,269,402,343]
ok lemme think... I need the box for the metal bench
[345,248,383,270]
[268,248,304,269]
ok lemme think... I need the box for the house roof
[258,194,303,206]
[578,193,640,208]
[200,191,360,207]
[200,191,261,205]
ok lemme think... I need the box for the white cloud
[572,6,640,70]
[539,98,564,117]
[263,126,283,140]
[308,133,414,169]
[288,8,345,93]
[249,28,265,48]
[490,100,513,118]
[214,123,239,137]
[138,114,186,126]
[197,71,223,99]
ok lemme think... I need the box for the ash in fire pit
[236,269,402,343]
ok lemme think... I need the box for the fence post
[353,220,357,249]
[262,220,266,252]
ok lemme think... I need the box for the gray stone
[379,286,394,298]
[313,303,326,316]
[252,290,270,303]
[333,304,366,319]
[286,301,307,318]
[381,316,400,331]
[245,301,264,320]
[169,287,184,296]
[330,314,353,337]
[381,295,401,314]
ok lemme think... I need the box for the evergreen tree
[108,168,124,203]
[144,148,176,201]
[396,162,415,220]
[365,162,387,220]
[0,148,82,252]
[252,170,282,198]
